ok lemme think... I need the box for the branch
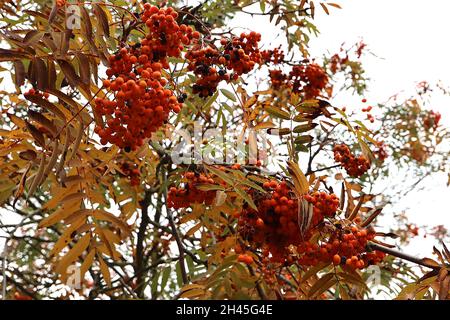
[134,190,153,298]
[368,242,440,269]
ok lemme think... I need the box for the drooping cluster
[120,162,140,186]
[296,225,385,269]
[186,32,262,97]
[237,180,340,263]
[268,62,329,99]
[95,5,198,151]
[333,144,371,177]
[167,171,217,209]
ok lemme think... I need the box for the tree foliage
[0,0,449,300]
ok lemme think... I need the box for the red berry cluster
[186,46,230,97]
[94,5,198,151]
[167,171,216,209]
[120,162,140,186]
[423,110,441,130]
[304,191,340,227]
[56,0,65,7]
[237,180,340,263]
[268,69,287,90]
[295,226,385,269]
[186,32,262,97]
[261,46,285,64]
[289,63,329,99]
[268,62,329,99]
[223,32,262,75]
[333,144,371,178]
[24,88,49,100]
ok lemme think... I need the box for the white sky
[306,0,450,255]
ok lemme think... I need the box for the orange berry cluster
[186,46,230,97]
[333,144,370,178]
[295,226,385,269]
[95,5,197,151]
[167,172,216,209]
[222,32,262,76]
[423,110,441,130]
[268,63,329,99]
[268,69,287,90]
[289,63,329,99]
[261,46,285,64]
[186,32,262,97]
[56,0,65,7]
[304,192,340,227]
[237,180,339,263]
[237,254,254,265]
[120,162,140,186]
[327,226,385,269]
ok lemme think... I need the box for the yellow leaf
[98,253,111,287]
[287,161,309,195]
[39,205,87,228]
[79,249,96,282]
[49,217,87,257]
[180,288,205,299]
[55,232,91,275]
[186,223,202,237]
[92,210,131,236]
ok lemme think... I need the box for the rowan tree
[0,0,449,300]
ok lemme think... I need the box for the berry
[238,254,254,265]
[333,254,341,265]
[333,144,370,177]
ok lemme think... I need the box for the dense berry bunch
[268,63,329,99]
[95,5,198,151]
[223,32,262,76]
[186,32,262,97]
[333,144,371,177]
[56,0,65,7]
[120,162,140,186]
[324,226,385,269]
[297,225,385,269]
[261,46,285,64]
[186,46,230,97]
[167,172,216,209]
[237,180,340,262]
[268,69,287,90]
[304,191,340,226]
[289,63,329,99]
[423,110,441,130]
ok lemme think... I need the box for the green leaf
[220,89,236,102]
